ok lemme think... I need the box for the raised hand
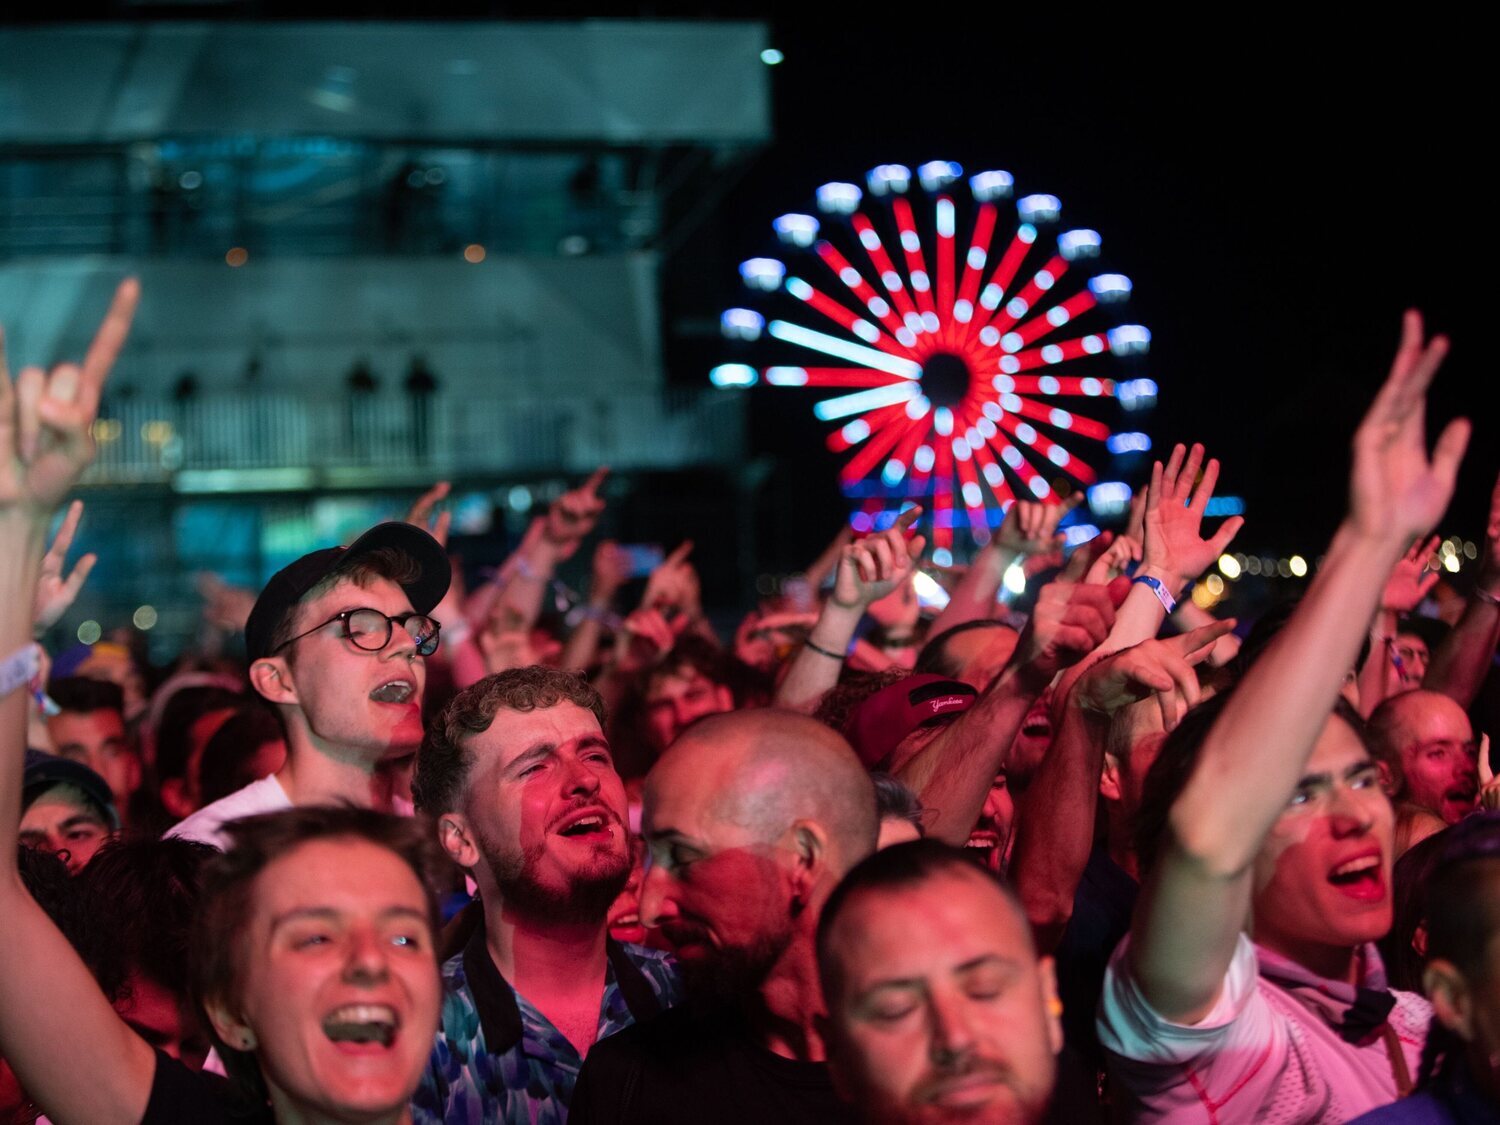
[33,499,97,631]
[613,607,684,674]
[590,540,633,604]
[1071,620,1236,732]
[1013,580,1118,684]
[1350,311,1469,545]
[994,494,1082,556]
[541,467,609,560]
[1381,535,1440,613]
[404,480,452,547]
[2,279,139,517]
[1141,443,1243,589]
[1478,735,1499,812]
[197,572,257,633]
[643,541,702,620]
[831,507,926,611]
[1478,473,1500,599]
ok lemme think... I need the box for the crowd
[2,280,1499,1125]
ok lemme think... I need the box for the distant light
[760,48,784,65]
[914,445,936,472]
[867,164,912,195]
[1107,432,1152,455]
[962,481,983,507]
[1089,274,1133,302]
[1000,331,1023,352]
[1277,559,1293,578]
[1064,524,1101,547]
[912,570,950,610]
[816,182,862,214]
[917,161,963,191]
[1192,584,1222,610]
[1117,378,1159,410]
[179,170,203,190]
[934,407,954,436]
[720,308,765,340]
[1443,552,1461,573]
[507,486,533,512]
[710,364,758,388]
[785,276,814,300]
[1218,554,1242,579]
[882,459,907,486]
[1289,555,1308,577]
[133,605,158,630]
[969,170,1014,201]
[1017,194,1061,223]
[1088,481,1133,516]
[1205,574,1225,596]
[842,419,871,444]
[765,366,808,386]
[1041,345,1064,365]
[225,247,249,267]
[1465,541,1479,560]
[1015,422,1038,444]
[851,511,874,533]
[557,234,590,255]
[773,213,820,247]
[906,396,931,420]
[77,620,102,645]
[1204,496,1245,517]
[462,243,486,264]
[1108,325,1153,356]
[739,258,786,291]
[1245,556,1263,576]
[934,547,955,568]
[936,198,956,237]
[1080,377,1104,395]
[1003,561,1027,595]
[1057,229,1101,260]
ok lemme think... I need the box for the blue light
[812,382,921,421]
[1088,273,1133,302]
[720,308,765,341]
[917,161,963,191]
[851,511,874,533]
[1064,524,1102,547]
[866,164,912,195]
[768,320,923,378]
[1107,324,1152,356]
[1205,496,1246,517]
[709,364,757,388]
[773,213,820,247]
[1018,194,1061,223]
[970,170,1014,201]
[739,257,786,291]
[882,459,907,486]
[1057,229,1101,260]
[1117,378,1159,410]
[760,48,784,65]
[816,182,863,215]
[765,367,808,386]
[1106,431,1153,454]
[1088,481,1133,516]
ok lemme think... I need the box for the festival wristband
[1,643,42,701]
[803,637,847,661]
[1131,574,1177,615]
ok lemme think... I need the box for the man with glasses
[169,522,448,847]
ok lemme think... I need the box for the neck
[483,892,609,996]
[1104,805,1139,881]
[1255,931,1361,985]
[276,730,391,810]
[268,1087,410,1125]
[753,934,828,1063]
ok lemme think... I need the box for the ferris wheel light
[970,170,1014,201]
[773,213,820,247]
[1088,481,1133,516]
[1106,431,1153,454]
[867,164,912,195]
[720,308,765,340]
[917,161,963,191]
[816,182,863,214]
[1088,273,1133,302]
[1064,524,1102,547]
[764,366,809,386]
[1018,194,1061,223]
[1117,378,1159,410]
[709,364,758,388]
[739,257,786,291]
[1057,229,1101,260]
[1107,324,1153,355]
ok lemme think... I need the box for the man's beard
[677,925,794,1012]
[479,831,631,926]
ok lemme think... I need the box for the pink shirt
[1098,935,1430,1124]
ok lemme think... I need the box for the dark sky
[661,14,1492,565]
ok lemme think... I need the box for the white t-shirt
[1098,934,1430,1125]
[165,774,292,850]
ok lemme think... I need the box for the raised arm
[1425,473,1500,708]
[1129,312,1469,1024]
[1,280,160,1125]
[928,497,1075,636]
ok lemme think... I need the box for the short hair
[46,676,125,717]
[1132,692,1372,876]
[155,685,247,784]
[414,666,607,816]
[190,807,442,1098]
[870,772,924,835]
[915,620,1011,679]
[817,840,1021,994]
[199,705,287,805]
[267,546,424,656]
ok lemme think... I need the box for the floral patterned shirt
[412,914,680,1125]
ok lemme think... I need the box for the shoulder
[1345,1090,1452,1125]
[616,942,681,999]
[165,776,290,847]
[142,1049,270,1124]
[591,1005,698,1061]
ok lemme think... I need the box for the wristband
[1,643,42,701]
[803,637,847,661]
[1132,574,1177,615]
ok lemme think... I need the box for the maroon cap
[844,674,978,770]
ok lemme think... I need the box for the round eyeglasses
[274,608,442,657]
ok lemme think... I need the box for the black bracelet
[803,638,846,661]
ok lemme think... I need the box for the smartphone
[620,543,665,578]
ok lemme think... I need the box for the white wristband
[1,643,42,700]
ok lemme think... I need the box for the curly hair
[812,667,911,737]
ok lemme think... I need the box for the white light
[1289,555,1309,578]
[813,381,921,420]
[1218,554,1242,579]
[773,213,820,247]
[1018,194,1061,223]
[882,270,905,291]
[934,407,954,436]
[999,355,1021,374]
[868,296,890,317]
[1444,553,1461,574]
[786,276,814,300]
[508,485,533,511]
[1089,273,1133,302]
[1064,524,1101,547]
[1108,324,1153,356]
[720,308,765,340]
[901,230,922,253]
[914,445,936,472]
[1029,477,1052,497]
[1018,224,1037,244]
[917,160,962,191]
[1047,306,1071,327]
[953,439,972,461]
[1015,422,1037,444]
[1106,431,1152,453]
[760,48,784,64]
[840,266,862,286]
[1039,375,1061,394]
[852,320,881,343]
[963,481,983,506]
[1041,344,1063,365]
[906,396,931,420]
[954,299,974,323]
[912,570,950,609]
[911,271,931,294]
[967,247,988,269]
[1117,378,1159,410]
[986,385,1010,403]
[841,419,871,443]
[921,311,940,332]
[1001,393,1023,411]
[933,547,953,567]
[816,182,863,214]
[78,620,102,645]
[1001,332,1023,352]
[1003,562,1027,595]
[710,364,757,388]
[867,164,912,195]
[133,605,158,630]
[905,312,924,333]
[1047,445,1070,465]
[765,367,808,386]
[980,326,1001,346]
[859,227,882,250]
[982,461,1004,486]
[977,417,997,438]
[1049,408,1072,428]
[969,170,1014,201]
[883,459,907,485]
[1057,229,1102,260]
[1082,335,1104,354]
[1006,298,1029,318]
[769,320,923,377]
[896,327,917,348]
[965,427,982,448]
[1035,269,1055,290]
[936,198,956,237]
[1002,446,1024,468]
[980,284,1003,309]
[739,257,785,291]
[1080,377,1103,395]
[1088,481,1133,516]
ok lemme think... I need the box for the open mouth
[1327,853,1384,900]
[369,680,415,704]
[322,1003,400,1048]
[554,808,614,839]
[966,831,999,851]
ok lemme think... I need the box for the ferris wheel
[711,160,1158,557]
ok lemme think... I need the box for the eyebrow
[508,736,611,771]
[1297,759,1379,789]
[59,813,107,832]
[269,905,429,933]
[860,953,1021,993]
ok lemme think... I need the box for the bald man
[1369,689,1479,853]
[569,708,877,1125]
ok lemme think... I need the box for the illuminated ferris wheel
[710,160,1158,555]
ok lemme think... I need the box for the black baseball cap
[22,749,120,831]
[244,522,450,661]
